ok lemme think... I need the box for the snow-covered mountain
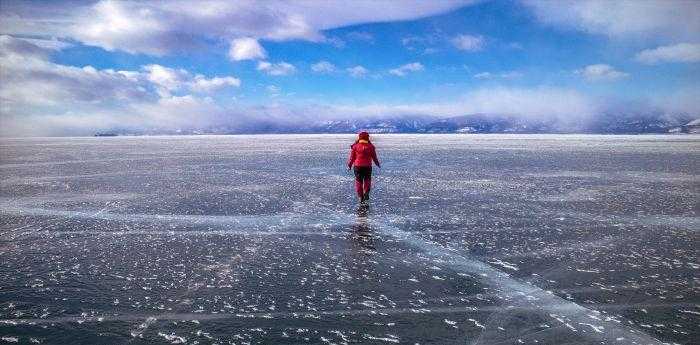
[281,113,696,134]
[99,113,698,136]
[669,119,700,134]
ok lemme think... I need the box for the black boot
[363,191,370,202]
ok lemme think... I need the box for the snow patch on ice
[364,334,400,343]
[157,332,187,344]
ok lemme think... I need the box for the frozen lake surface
[1,134,698,345]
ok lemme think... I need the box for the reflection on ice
[349,204,375,253]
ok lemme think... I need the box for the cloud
[71,0,181,56]
[635,43,700,64]
[190,75,241,92]
[500,71,524,79]
[18,37,73,51]
[401,34,440,48]
[575,64,629,82]
[143,64,240,96]
[311,60,336,73]
[457,87,597,119]
[522,0,700,41]
[346,65,368,78]
[389,62,424,76]
[0,35,242,136]
[451,34,484,51]
[257,61,296,76]
[0,35,52,59]
[0,35,151,108]
[228,37,267,61]
[340,87,597,121]
[652,87,700,115]
[323,36,346,48]
[143,64,189,96]
[473,71,523,79]
[130,94,226,127]
[0,0,472,55]
[4,80,697,137]
[0,23,606,137]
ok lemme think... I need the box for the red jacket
[348,141,380,168]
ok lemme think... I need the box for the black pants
[353,166,372,197]
[353,166,372,180]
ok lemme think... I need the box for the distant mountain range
[97,113,699,136]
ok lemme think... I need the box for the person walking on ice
[347,131,381,203]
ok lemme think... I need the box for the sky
[0,0,699,136]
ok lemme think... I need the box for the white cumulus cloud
[190,75,241,92]
[346,65,368,78]
[143,64,240,96]
[451,34,484,51]
[575,64,629,82]
[635,43,700,64]
[228,37,267,61]
[143,64,189,96]
[257,61,296,76]
[311,60,336,73]
[389,62,424,76]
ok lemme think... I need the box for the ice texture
[0,134,698,344]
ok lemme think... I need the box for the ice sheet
[1,134,698,344]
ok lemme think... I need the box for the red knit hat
[358,131,370,140]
